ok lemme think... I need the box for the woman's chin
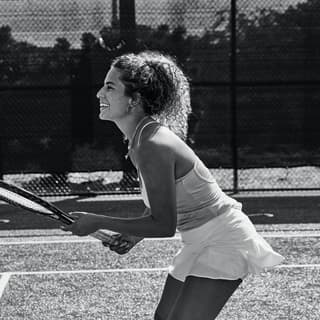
[99,111,110,121]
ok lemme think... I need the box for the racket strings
[0,186,53,215]
[0,182,114,245]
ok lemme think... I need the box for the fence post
[0,101,3,180]
[0,136,3,180]
[230,0,239,193]
[119,0,136,52]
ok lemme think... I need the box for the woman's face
[96,67,130,121]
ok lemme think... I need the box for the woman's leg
[154,274,184,320]
[167,276,242,320]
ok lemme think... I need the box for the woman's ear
[128,93,142,111]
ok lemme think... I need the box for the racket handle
[91,229,115,245]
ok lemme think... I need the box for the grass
[221,268,320,320]
[1,194,320,319]
[2,272,165,320]
[0,231,320,319]
[1,267,319,319]
[0,236,319,272]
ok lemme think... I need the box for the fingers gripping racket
[0,181,114,244]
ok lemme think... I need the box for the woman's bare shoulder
[136,125,195,166]
[134,124,198,180]
[135,127,175,163]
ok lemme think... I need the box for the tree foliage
[1,0,319,84]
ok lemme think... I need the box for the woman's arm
[64,140,177,238]
[66,209,173,238]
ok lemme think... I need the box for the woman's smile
[99,102,110,115]
[100,103,109,109]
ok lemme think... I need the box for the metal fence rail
[0,0,320,195]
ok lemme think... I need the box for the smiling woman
[97,69,130,122]
[63,50,284,320]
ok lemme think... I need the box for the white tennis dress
[137,122,284,282]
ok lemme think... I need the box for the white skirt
[169,208,284,282]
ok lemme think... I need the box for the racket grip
[91,229,115,245]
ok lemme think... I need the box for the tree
[0,25,14,50]
[0,25,36,83]
[54,37,71,51]
[236,0,320,148]
[81,33,97,51]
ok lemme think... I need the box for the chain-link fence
[0,0,319,195]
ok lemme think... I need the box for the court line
[0,268,169,276]
[0,232,320,245]
[275,264,320,268]
[0,272,11,299]
[263,233,320,238]
[0,236,179,245]
[0,264,319,278]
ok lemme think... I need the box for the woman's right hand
[103,234,144,255]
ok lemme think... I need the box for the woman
[63,51,284,319]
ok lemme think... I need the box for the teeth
[100,103,109,108]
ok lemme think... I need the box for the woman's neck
[116,115,150,145]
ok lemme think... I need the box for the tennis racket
[0,180,115,245]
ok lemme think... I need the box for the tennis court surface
[1,193,319,319]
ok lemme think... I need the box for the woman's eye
[103,85,113,91]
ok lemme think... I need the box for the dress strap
[136,121,158,147]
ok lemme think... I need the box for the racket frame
[0,181,115,244]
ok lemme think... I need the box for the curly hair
[111,51,191,140]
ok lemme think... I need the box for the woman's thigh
[167,276,242,320]
[154,274,184,320]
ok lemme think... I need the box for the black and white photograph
[0,0,319,319]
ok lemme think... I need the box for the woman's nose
[96,88,102,99]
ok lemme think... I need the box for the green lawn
[0,230,319,319]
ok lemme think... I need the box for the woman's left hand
[105,234,144,255]
[61,212,100,236]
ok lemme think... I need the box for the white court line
[0,268,169,276]
[275,264,320,269]
[0,264,319,278]
[0,238,113,245]
[0,236,181,245]
[262,233,320,238]
[0,272,11,299]
[1,233,320,245]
